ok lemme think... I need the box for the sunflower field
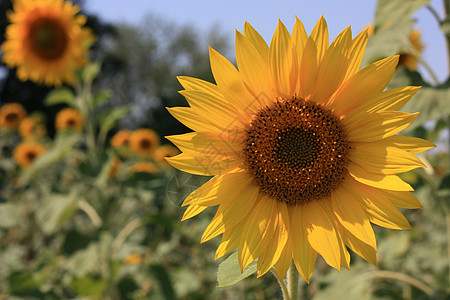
[0,0,449,299]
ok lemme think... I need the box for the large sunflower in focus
[1,0,94,86]
[166,17,435,282]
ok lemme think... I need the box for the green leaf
[0,203,21,228]
[93,89,113,107]
[44,87,75,106]
[437,173,450,197]
[36,193,78,234]
[9,270,39,293]
[148,264,176,300]
[82,61,101,83]
[374,0,430,30]
[217,252,257,288]
[99,106,131,137]
[440,18,450,35]
[70,274,106,297]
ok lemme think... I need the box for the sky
[85,0,448,84]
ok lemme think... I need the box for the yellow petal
[351,144,426,175]
[332,186,377,249]
[215,226,242,259]
[299,36,318,99]
[346,111,419,142]
[274,240,292,281]
[269,20,293,97]
[165,153,241,176]
[177,76,221,97]
[310,16,329,63]
[180,90,245,132]
[238,195,276,271]
[380,135,436,154]
[348,162,413,191]
[303,200,341,271]
[201,205,226,242]
[166,131,242,159]
[340,224,377,265]
[257,201,290,277]
[292,205,317,282]
[209,47,264,119]
[181,204,208,221]
[311,26,352,104]
[243,21,269,61]
[292,16,308,66]
[381,190,422,209]
[166,107,221,133]
[344,179,413,230]
[343,28,368,81]
[332,56,399,117]
[235,31,273,99]
[367,86,421,113]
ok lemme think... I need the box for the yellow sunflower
[398,29,424,71]
[18,116,46,139]
[111,130,132,150]
[1,0,95,86]
[13,141,46,168]
[154,144,180,166]
[129,161,158,174]
[55,107,83,132]
[0,103,27,130]
[166,17,435,282]
[129,129,160,158]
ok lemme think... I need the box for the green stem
[271,268,290,300]
[371,270,433,296]
[288,261,299,300]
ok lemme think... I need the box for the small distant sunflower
[13,141,46,168]
[55,108,83,132]
[167,17,434,281]
[129,129,160,158]
[129,161,158,174]
[109,157,122,178]
[398,29,424,71]
[123,253,143,265]
[1,0,95,86]
[0,103,26,130]
[19,116,46,139]
[111,130,132,150]
[154,144,180,166]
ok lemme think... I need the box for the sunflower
[111,129,132,151]
[129,161,158,174]
[154,144,180,166]
[166,17,434,281]
[0,103,27,130]
[13,141,46,168]
[19,116,46,139]
[129,129,160,158]
[1,0,95,86]
[55,108,83,132]
[398,29,424,71]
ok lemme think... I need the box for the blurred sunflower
[110,129,132,154]
[129,129,160,158]
[1,0,94,86]
[19,116,46,139]
[167,17,434,281]
[0,103,27,130]
[55,108,83,132]
[398,29,424,71]
[153,144,180,166]
[13,141,46,168]
[129,161,158,174]
[109,157,122,178]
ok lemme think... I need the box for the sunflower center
[66,118,76,127]
[242,97,350,205]
[5,113,18,122]
[26,151,37,162]
[140,139,152,150]
[28,18,68,60]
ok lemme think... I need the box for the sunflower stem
[271,268,290,300]
[288,261,299,300]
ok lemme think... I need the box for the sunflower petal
[177,76,221,97]
[340,224,377,265]
[381,190,423,209]
[299,36,318,98]
[181,204,208,221]
[269,20,293,97]
[380,135,436,154]
[166,107,220,133]
[310,16,329,62]
[215,226,242,259]
[201,205,226,242]
[244,21,269,61]
[343,28,368,80]
[348,163,413,191]
[165,153,241,176]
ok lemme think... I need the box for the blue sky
[86,0,448,84]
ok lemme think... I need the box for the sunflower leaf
[99,106,131,138]
[217,252,257,288]
[44,87,75,106]
[374,0,429,30]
